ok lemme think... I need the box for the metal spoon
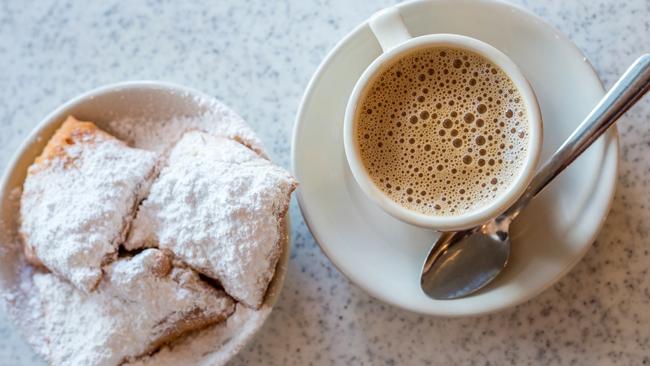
[421,54,650,300]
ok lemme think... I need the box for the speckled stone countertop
[1,0,649,365]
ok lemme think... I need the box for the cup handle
[369,7,412,52]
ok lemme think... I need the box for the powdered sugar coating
[20,119,157,292]
[127,131,296,308]
[31,249,235,366]
[108,104,266,158]
[7,95,293,365]
[129,303,265,366]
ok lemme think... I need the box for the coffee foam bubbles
[356,47,529,216]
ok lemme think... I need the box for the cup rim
[343,34,543,231]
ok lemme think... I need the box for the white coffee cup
[343,7,543,231]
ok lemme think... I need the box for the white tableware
[343,7,543,231]
[292,0,618,316]
[0,81,289,363]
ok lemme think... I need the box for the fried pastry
[32,248,235,366]
[20,116,158,291]
[127,131,296,308]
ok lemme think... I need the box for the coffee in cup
[343,7,542,230]
[354,46,530,216]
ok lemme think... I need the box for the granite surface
[1,0,649,365]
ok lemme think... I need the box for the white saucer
[291,0,618,316]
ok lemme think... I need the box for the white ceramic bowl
[0,81,289,365]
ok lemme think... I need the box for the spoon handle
[506,54,650,218]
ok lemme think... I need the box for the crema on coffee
[355,47,529,216]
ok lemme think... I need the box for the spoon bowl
[421,224,511,299]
